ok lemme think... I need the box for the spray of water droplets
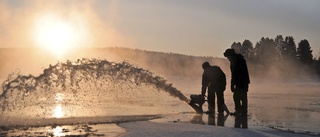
[0,58,189,119]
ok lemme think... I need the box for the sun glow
[53,105,64,118]
[33,14,87,57]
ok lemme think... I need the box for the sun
[33,14,85,57]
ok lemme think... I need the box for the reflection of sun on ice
[53,93,64,118]
[53,126,65,136]
[33,14,88,58]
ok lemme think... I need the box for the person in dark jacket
[224,48,250,116]
[201,62,226,114]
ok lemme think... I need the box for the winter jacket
[201,66,226,95]
[230,54,250,91]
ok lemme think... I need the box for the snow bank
[119,121,312,137]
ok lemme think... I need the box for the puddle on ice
[1,124,126,137]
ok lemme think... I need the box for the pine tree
[283,36,297,61]
[242,39,253,60]
[297,39,313,65]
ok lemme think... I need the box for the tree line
[230,35,320,79]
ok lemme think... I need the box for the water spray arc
[0,58,189,117]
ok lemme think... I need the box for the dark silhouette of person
[190,113,229,126]
[189,94,205,113]
[201,62,226,114]
[224,48,250,116]
[207,114,216,125]
[217,113,229,126]
[234,115,248,128]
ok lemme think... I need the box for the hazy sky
[1,0,320,58]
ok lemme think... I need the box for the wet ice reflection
[52,126,67,136]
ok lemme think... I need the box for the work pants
[233,91,248,114]
[207,86,225,113]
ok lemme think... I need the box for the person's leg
[239,84,248,115]
[240,92,248,115]
[207,87,215,113]
[217,113,225,126]
[234,115,241,128]
[233,92,241,113]
[208,114,216,125]
[216,90,225,113]
[241,116,248,128]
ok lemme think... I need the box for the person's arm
[201,85,207,96]
[201,72,208,96]
[230,64,236,92]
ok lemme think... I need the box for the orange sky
[0,0,319,58]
